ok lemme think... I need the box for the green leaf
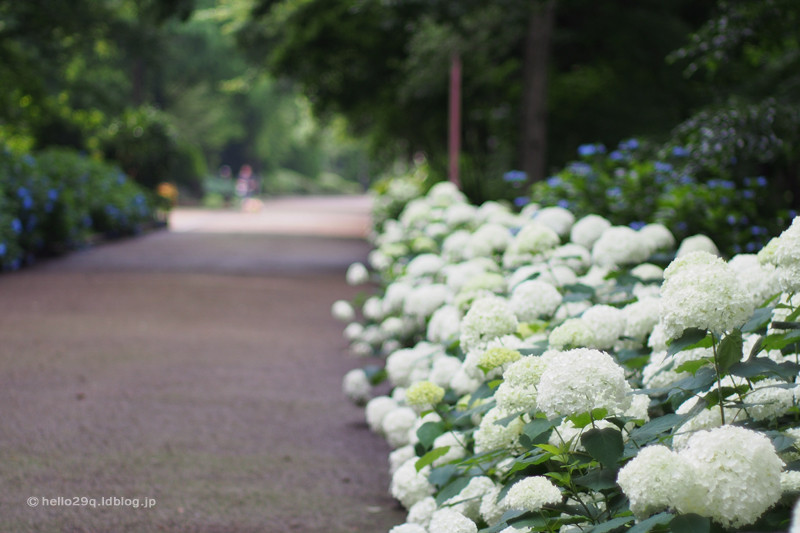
[669,513,710,533]
[362,364,387,385]
[666,367,717,397]
[762,330,800,351]
[415,446,451,471]
[568,408,609,429]
[673,358,711,374]
[428,464,458,487]
[587,515,634,532]
[627,512,674,533]
[435,475,472,506]
[573,469,618,490]
[522,417,558,442]
[742,306,774,333]
[581,427,624,469]
[624,404,685,447]
[730,358,800,380]
[716,329,743,374]
[416,421,445,449]
[773,321,800,330]
[535,443,563,456]
[667,328,710,357]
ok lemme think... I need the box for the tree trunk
[521,0,556,184]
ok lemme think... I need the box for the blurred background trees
[0,0,797,220]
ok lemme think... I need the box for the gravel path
[0,196,404,532]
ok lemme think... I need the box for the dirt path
[0,196,404,532]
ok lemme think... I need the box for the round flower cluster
[659,251,754,339]
[503,476,562,511]
[619,425,783,528]
[459,296,519,353]
[537,348,632,418]
[404,381,445,413]
[509,279,563,322]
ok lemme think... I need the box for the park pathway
[0,196,405,532]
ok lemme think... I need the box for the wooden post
[448,53,462,188]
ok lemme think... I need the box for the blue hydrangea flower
[514,196,531,207]
[503,170,527,182]
[672,146,690,157]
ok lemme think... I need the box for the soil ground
[0,196,405,532]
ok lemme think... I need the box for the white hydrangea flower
[342,368,371,404]
[429,355,463,388]
[623,297,662,343]
[432,431,468,467]
[503,222,560,268]
[383,281,414,315]
[548,318,597,350]
[549,243,592,273]
[450,366,483,396]
[495,352,554,412]
[534,264,578,287]
[343,321,364,341]
[580,305,625,350]
[503,476,562,512]
[442,230,473,262]
[459,296,519,353]
[537,348,632,418]
[407,496,437,528]
[617,445,701,519]
[444,257,500,292]
[403,283,451,320]
[406,253,446,279]
[745,379,799,421]
[480,484,505,525]
[782,471,800,494]
[427,304,462,344]
[638,223,675,254]
[428,508,478,533]
[473,406,525,453]
[681,425,783,528]
[772,216,800,292]
[675,234,719,257]
[368,249,392,272]
[346,262,370,285]
[509,279,563,322]
[728,254,780,308]
[389,444,417,475]
[659,251,754,339]
[591,226,651,268]
[447,476,496,522]
[553,300,592,322]
[428,180,468,205]
[382,406,419,448]
[630,262,663,282]
[332,300,356,322]
[390,458,435,509]
[365,396,398,433]
[791,498,800,533]
[570,214,611,250]
[389,523,427,533]
[445,203,478,229]
[533,206,575,237]
[386,347,432,388]
[467,223,513,258]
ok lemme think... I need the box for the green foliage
[99,106,205,192]
[0,144,159,271]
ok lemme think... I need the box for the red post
[448,53,462,188]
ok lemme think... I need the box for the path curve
[0,196,404,532]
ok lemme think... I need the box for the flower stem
[710,333,726,426]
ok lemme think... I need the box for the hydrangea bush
[529,139,796,257]
[0,145,160,271]
[337,180,800,533]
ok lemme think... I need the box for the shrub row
[0,145,162,271]
[336,179,800,533]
